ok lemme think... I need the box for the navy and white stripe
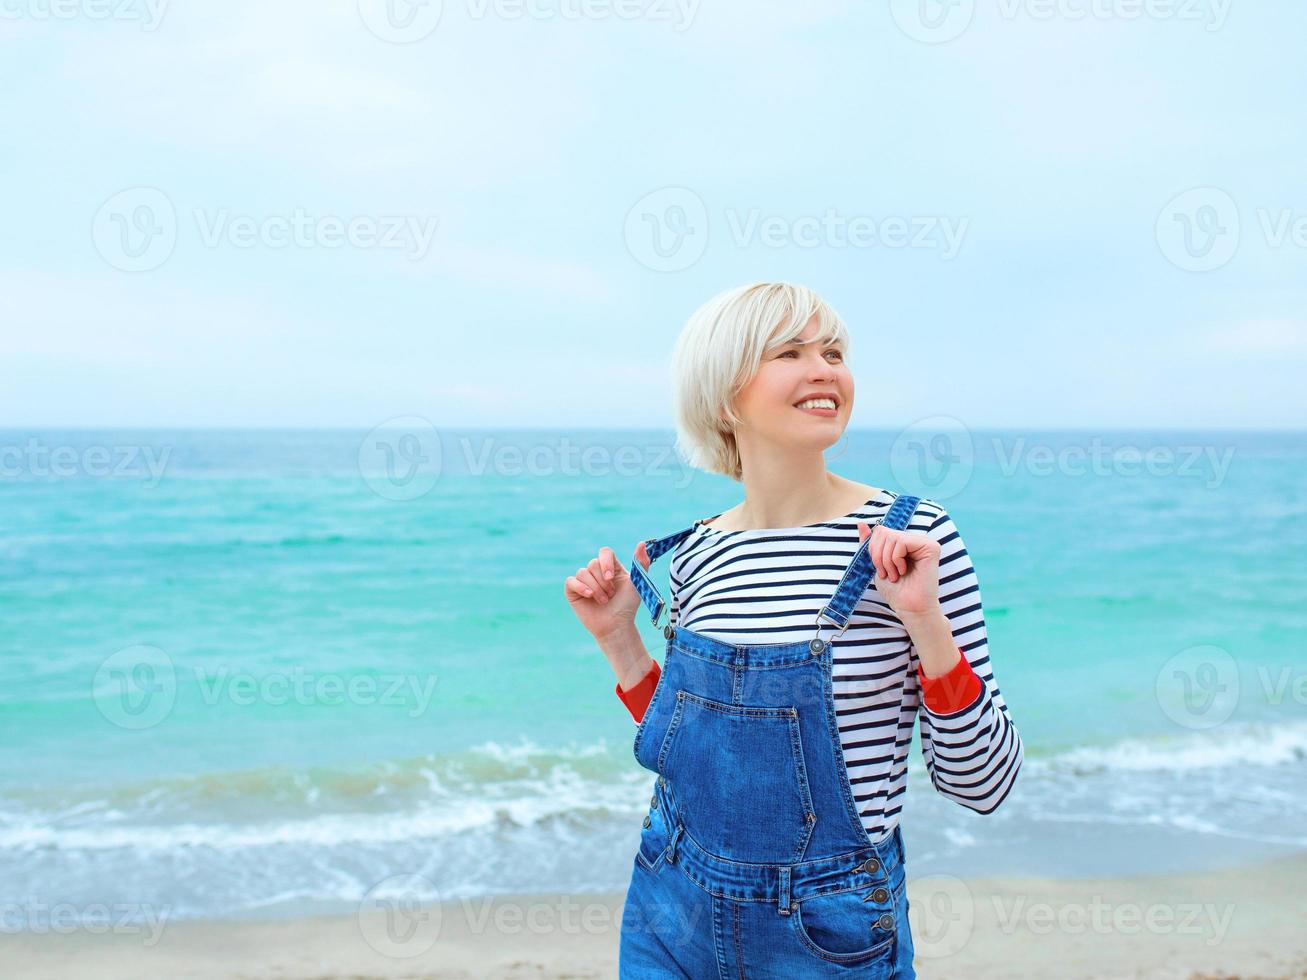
[667,489,1023,843]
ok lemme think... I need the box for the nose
[808,357,836,382]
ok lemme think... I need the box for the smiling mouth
[794,397,839,414]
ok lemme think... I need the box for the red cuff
[616,659,661,724]
[918,648,983,715]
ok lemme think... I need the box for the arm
[601,623,659,724]
[616,656,660,723]
[611,551,684,723]
[909,505,1024,814]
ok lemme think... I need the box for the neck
[734,443,849,528]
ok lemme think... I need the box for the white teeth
[796,398,836,410]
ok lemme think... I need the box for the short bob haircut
[672,282,851,483]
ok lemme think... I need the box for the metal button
[808,638,825,655]
[663,624,674,639]
[643,815,651,828]
[861,857,880,875]
[650,796,658,809]
[877,912,895,931]
[872,887,889,903]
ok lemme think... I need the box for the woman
[564,282,1023,978]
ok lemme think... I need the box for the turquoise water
[1,428,1304,922]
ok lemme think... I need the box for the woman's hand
[564,544,646,639]
[857,522,942,619]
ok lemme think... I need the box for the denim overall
[619,494,922,978]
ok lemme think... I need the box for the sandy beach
[4,850,1305,979]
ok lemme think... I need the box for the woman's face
[730,314,852,451]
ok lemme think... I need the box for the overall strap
[816,493,923,633]
[629,525,699,626]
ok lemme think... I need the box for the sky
[2,0,1304,430]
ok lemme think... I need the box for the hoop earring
[825,433,849,462]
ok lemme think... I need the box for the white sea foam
[1027,719,1307,775]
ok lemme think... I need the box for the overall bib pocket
[790,863,906,965]
[657,690,814,865]
[632,649,674,774]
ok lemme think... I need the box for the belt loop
[777,866,791,916]
[667,823,683,865]
[895,824,905,865]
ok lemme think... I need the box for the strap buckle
[813,608,852,641]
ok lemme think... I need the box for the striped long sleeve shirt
[615,489,1023,842]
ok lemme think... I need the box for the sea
[1,427,1304,925]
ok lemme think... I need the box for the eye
[825,349,844,361]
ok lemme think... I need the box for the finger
[588,557,615,596]
[871,526,888,581]
[565,575,594,600]
[858,521,872,545]
[598,546,616,581]
[635,540,651,570]
[892,539,908,576]
[880,529,899,582]
[577,568,607,604]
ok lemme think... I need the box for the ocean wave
[1026,718,1307,776]
[2,723,1305,855]
[0,737,649,851]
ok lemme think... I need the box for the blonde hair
[672,282,851,483]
